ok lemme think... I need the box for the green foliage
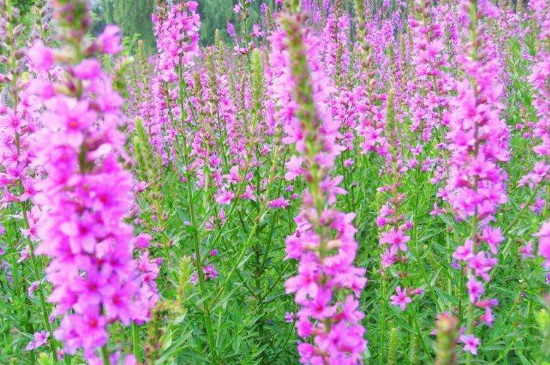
[198,0,275,46]
[101,0,156,52]
[96,0,275,49]
[2,1,550,365]
[197,0,238,46]
[90,0,107,36]
[12,0,33,16]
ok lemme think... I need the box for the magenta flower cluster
[526,0,550,283]
[147,1,200,163]
[443,0,509,355]
[27,0,158,361]
[270,14,367,364]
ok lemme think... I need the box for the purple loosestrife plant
[0,0,60,360]
[444,0,510,358]
[149,1,200,164]
[271,10,367,365]
[29,0,158,362]
[409,0,454,150]
[376,90,418,310]
[355,11,389,159]
[524,0,550,283]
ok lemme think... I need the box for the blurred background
[12,0,277,51]
[9,0,529,53]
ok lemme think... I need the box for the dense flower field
[1,0,550,363]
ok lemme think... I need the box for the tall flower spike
[148,1,200,164]
[271,12,367,365]
[445,0,509,357]
[527,0,550,283]
[0,0,60,359]
[30,0,158,361]
[377,89,418,309]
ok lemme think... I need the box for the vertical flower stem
[171,73,218,362]
[101,345,111,365]
[132,322,140,361]
[21,204,59,363]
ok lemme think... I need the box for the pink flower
[381,249,397,268]
[31,2,159,359]
[459,334,481,355]
[71,59,101,80]
[268,197,289,209]
[480,306,495,327]
[251,24,263,38]
[25,331,50,351]
[441,0,508,353]
[18,246,30,263]
[519,242,534,259]
[227,23,236,38]
[284,312,295,323]
[215,189,235,205]
[28,281,40,298]
[27,40,54,71]
[481,226,504,255]
[96,25,122,55]
[102,280,136,325]
[272,15,367,362]
[390,286,412,311]
[73,308,108,355]
[134,233,152,249]
[43,98,97,148]
[344,158,354,167]
[467,251,497,282]
[453,239,474,261]
[239,185,256,201]
[467,277,485,304]
[536,221,550,269]
[296,316,312,337]
[380,228,410,253]
[285,156,304,180]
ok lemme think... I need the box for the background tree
[101,0,156,52]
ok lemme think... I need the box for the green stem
[132,323,140,361]
[177,101,218,364]
[379,275,387,365]
[21,207,59,363]
[101,345,111,365]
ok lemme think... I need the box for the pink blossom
[96,25,122,55]
[71,59,101,80]
[390,286,412,311]
[519,242,535,259]
[25,331,50,351]
[459,334,481,355]
[134,233,152,249]
[272,14,367,363]
[380,227,410,253]
[284,312,295,323]
[467,277,485,304]
[215,190,235,205]
[27,40,54,71]
[536,221,550,269]
[27,281,40,298]
[268,197,289,209]
[30,1,159,359]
